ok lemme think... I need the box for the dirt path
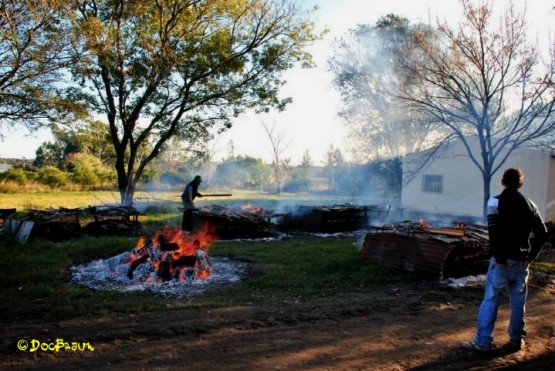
[2,274,555,371]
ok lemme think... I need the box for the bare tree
[323,144,344,192]
[328,14,441,163]
[398,0,555,219]
[260,120,290,193]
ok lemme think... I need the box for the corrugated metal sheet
[360,230,489,279]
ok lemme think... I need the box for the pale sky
[1,0,553,165]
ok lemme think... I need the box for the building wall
[547,153,555,222]
[402,138,553,221]
[0,163,12,173]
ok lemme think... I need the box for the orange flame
[126,222,218,282]
[240,203,264,214]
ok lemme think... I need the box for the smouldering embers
[70,223,249,297]
[126,224,217,282]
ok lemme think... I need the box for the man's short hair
[501,168,524,189]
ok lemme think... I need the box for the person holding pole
[181,175,203,231]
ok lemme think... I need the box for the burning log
[360,220,490,279]
[157,258,172,281]
[127,253,150,279]
[126,226,216,282]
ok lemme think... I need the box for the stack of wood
[280,204,387,233]
[5,205,144,243]
[24,207,82,241]
[85,205,142,222]
[192,205,281,239]
[82,205,143,236]
[361,220,490,279]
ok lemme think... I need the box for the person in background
[461,168,548,353]
[181,175,203,231]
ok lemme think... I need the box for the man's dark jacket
[487,188,547,264]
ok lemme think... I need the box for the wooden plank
[421,227,466,237]
[15,221,34,244]
[7,217,21,236]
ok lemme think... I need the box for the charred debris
[1,205,144,243]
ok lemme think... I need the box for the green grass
[0,230,410,322]
[2,191,553,324]
[201,236,409,306]
[0,189,383,212]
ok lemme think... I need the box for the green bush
[37,166,70,187]
[0,167,28,185]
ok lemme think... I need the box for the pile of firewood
[192,205,282,239]
[361,220,491,279]
[280,204,387,233]
[4,205,143,243]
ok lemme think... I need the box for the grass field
[0,232,408,322]
[0,189,385,212]
[0,190,396,322]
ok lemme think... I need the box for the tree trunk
[115,155,136,206]
[482,173,492,222]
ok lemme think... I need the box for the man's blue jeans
[474,257,529,346]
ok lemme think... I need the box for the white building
[0,163,12,173]
[402,137,555,222]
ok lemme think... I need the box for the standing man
[181,175,203,231]
[461,168,547,352]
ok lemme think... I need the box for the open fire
[126,223,217,282]
[70,222,249,297]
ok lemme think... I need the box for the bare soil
[2,257,555,370]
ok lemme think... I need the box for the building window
[422,174,443,193]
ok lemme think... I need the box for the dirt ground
[2,256,555,370]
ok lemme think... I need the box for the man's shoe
[505,339,525,351]
[460,340,491,352]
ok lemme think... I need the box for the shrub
[37,167,70,187]
[0,167,28,185]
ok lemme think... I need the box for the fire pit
[70,223,249,297]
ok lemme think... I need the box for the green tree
[33,127,80,168]
[72,121,116,165]
[213,155,269,189]
[65,152,115,187]
[33,141,65,168]
[62,0,319,205]
[0,0,85,130]
[398,0,555,219]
